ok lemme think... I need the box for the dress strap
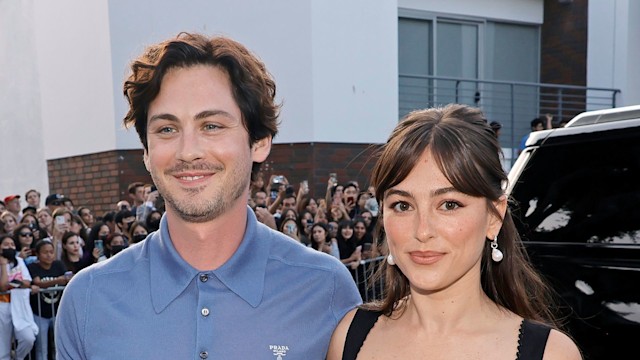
[516,319,551,360]
[342,308,382,360]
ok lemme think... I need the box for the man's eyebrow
[194,109,235,121]
[148,113,178,123]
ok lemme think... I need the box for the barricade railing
[352,256,386,302]
[2,285,65,360]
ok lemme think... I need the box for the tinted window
[511,127,640,244]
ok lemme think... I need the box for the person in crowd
[336,219,361,270]
[359,210,375,234]
[352,217,373,249]
[21,206,37,217]
[328,104,581,360]
[104,233,127,258]
[128,221,149,244]
[252,189,268,209]
[298,210,314,246]
[310,222,339,259]
[519,114,552,154]
[135,184,160,223]
[329,201,350,223]
[36,208,54,239]
[0,235,37,360]
[50,208,73,260]
[44,194,66,213]
[1,211,18,235]
[115,209,135,241]
[14,224,37,266]
[61,232,98,274]
[343,183,359,218]
[70,214,89,245]
[85,222,110,260]
[279,218,301,242]
[25,190,41,209]
[490,120,502,138]
[62,198,74,213]
[56,32,360,359]
[77,206,94,229]
[101,211,118,235]
[0,201,4,213]
[27,240,69,360]
[21,213,45,242]
[115,200,131,212]
[328,220,339,240]
[144,210,162,233]
[127,182,146,214]
[3,195,22,220]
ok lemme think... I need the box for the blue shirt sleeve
[331,260,362,323]
[55,270,90,360]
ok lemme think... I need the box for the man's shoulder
[260,225,345,273]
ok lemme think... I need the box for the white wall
[588,0,640,107]
[0,0,48,198]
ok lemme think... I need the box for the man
[114,209,135,237]
[3,195,21,219]
[519,114,552,153]
[25,189,41,209]
[45,194,65,212]
[127,181,145,214]
[56,33,361,359]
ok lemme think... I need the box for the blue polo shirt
[55,208,361,359]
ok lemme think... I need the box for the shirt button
[199,351,208,359]
[199,274,208,282]
[201,308,210,317]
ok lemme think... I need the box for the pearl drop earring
[491,235,503,262]
[387,254,395,266]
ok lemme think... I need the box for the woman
[13,224,37,265]
[279,218,300,242]
[145,210,162,232]
[36,208,54,239]
[62,232,98,274]
[310,222,339,259]
[335,220,361,269]
[104,233,127,258]
[0,235,37,360]
[27,240,69,360]
[328,105,581,360]
[0,211,18,235]
[128,221,149,244]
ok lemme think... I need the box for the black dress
[342,308,551,360]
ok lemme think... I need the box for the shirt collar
[149,207,269,313]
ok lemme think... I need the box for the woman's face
[283,210,297,221]
[1,237,16,250]
[132,225,148,236]
[109,236,125,247]
[328,222,338,238]
[2,215,16,232]
[21,215,37,226]
[64,235,81,256]
[383,149,505,292]
[16,229,34,247]
[37,211,53,227]
[312,225,326,244]
[340,225,353,239]
[37,243,56,266]
[70,221,83,235]
[98,225,110,238]
[360,212,372,227]
[306,198,318,214]
[354,221,367,240]
[330,206,342,220]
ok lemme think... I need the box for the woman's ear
[487,195,508,238]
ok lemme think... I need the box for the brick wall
[540,0,588,120]
[47,150,152,218]
[47,142,382,217]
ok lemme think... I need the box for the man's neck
[165,201,249,271]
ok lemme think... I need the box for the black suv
[508,105,640,360]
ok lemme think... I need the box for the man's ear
[487,195,508,238]
[251,136,272,163]
[143,150,150,172]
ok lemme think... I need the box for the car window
[510,128,640,244]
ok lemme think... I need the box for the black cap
[45,193,66,206]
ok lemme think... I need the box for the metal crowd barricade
[352,256,385,302]
[1,285,66,360]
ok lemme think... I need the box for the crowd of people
[0,182,162,359]
[0,173,381,359]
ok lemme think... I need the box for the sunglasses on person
[19,232,34,237]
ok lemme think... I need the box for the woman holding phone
[328,105,581,360]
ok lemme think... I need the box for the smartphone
[286,223,296,234]
[94,239,104,255]
[329,173,338,185]
[55,215,66,225]
[301,180,309,194]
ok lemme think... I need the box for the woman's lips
[409,251,445,265]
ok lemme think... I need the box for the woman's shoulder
[543,329,582,360]
[327,308,358,360]
[327,307,383,360]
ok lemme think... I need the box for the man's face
[134,186,146,203]
[7,198,20,213]
[121,216,135,232]
[253,191,267,206]
[26,192,40,207]
[144,65,271,223]
[282,197,296,211]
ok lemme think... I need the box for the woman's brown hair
[366,104,559,327]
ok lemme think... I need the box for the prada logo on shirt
[269,344,289,359]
